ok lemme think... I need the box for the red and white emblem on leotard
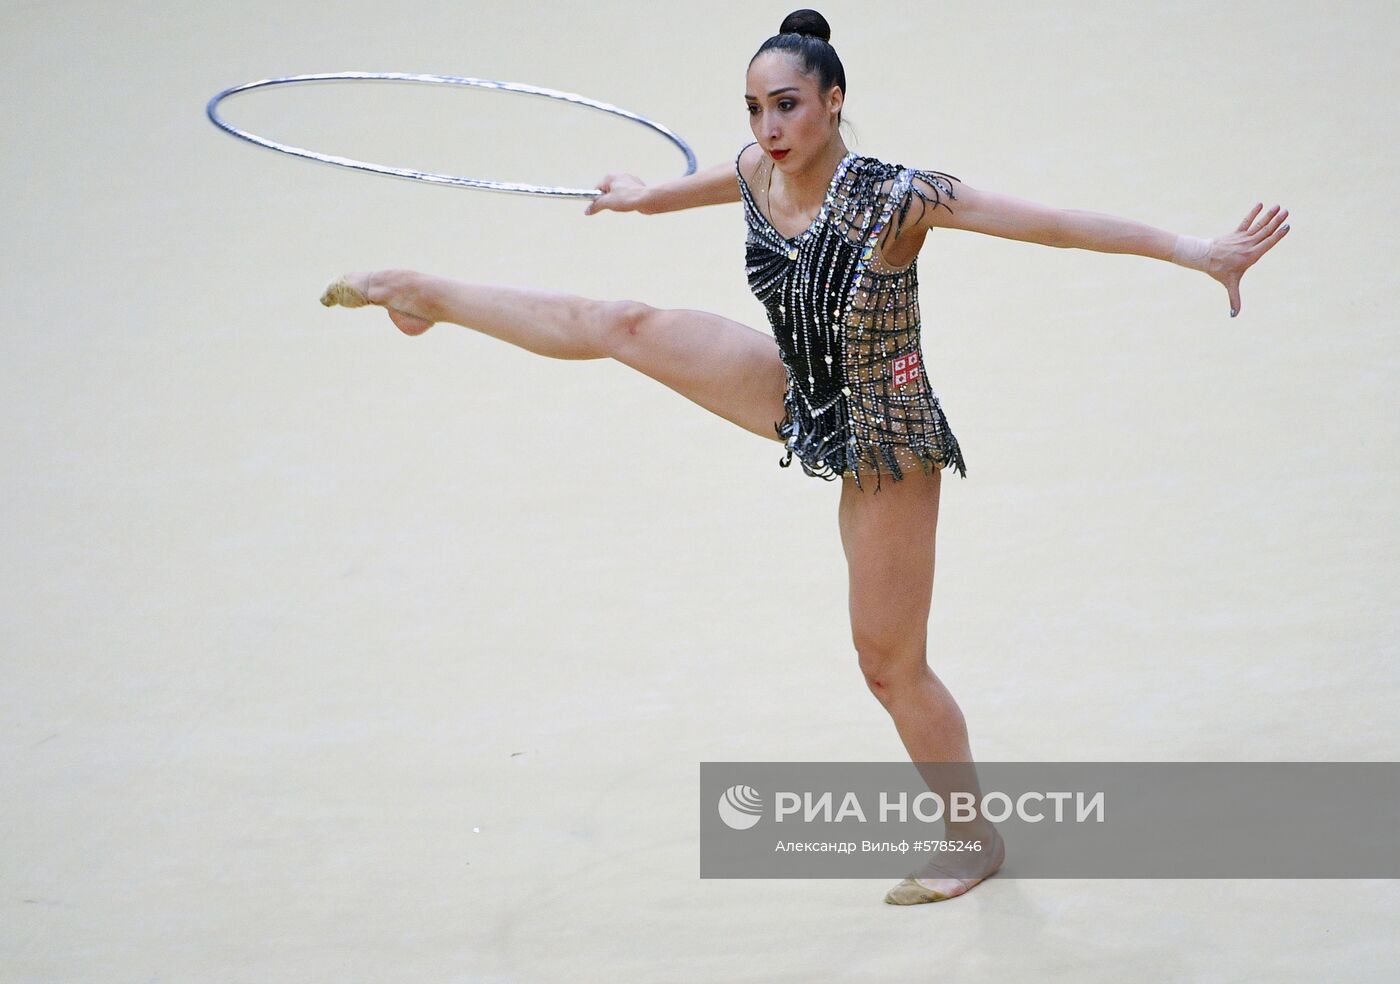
[890,351,922,387]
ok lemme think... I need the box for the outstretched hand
[583,172,647,215]
[1206,203,1290,317]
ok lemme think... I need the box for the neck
[781,141,850,203]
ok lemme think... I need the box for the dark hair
[750,9,850,130]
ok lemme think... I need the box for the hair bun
[778,8,832,43]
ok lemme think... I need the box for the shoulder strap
[859,166,913,262]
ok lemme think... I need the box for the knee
[591,299,655,357]
[855,638,934,708]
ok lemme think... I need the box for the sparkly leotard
[736,141,968,492]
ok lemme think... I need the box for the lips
[770,149,789,160]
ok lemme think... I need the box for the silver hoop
[205,72,698,198]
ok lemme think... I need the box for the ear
[828,86,844,118]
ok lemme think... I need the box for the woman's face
[745,52,842,173]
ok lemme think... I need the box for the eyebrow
[744,86,799,100]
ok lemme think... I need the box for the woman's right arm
[583,158,743,216]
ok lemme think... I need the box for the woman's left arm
[916,178,1291,318]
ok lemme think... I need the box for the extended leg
[321,269,789,441]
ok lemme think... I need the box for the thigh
[838,468,943,652]
[609,305,789,443]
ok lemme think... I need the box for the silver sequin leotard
[736,140,968,492]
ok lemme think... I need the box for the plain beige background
[3,0,1397,980]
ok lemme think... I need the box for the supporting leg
[837,468,1006,904]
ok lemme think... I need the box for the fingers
[1236,203,1262,232]
[1254,206,1276,234]
[1222,203,1292,317]
[1248,204,1288,241]
[584,177,611,215]
[1241,220,1290,269]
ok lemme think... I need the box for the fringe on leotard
[774,390,967,495]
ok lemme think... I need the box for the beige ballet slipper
[883,829,1005,905]
[319,276,371,308]
[883,869,969,905]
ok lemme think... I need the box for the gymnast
[321,8,1289,904]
